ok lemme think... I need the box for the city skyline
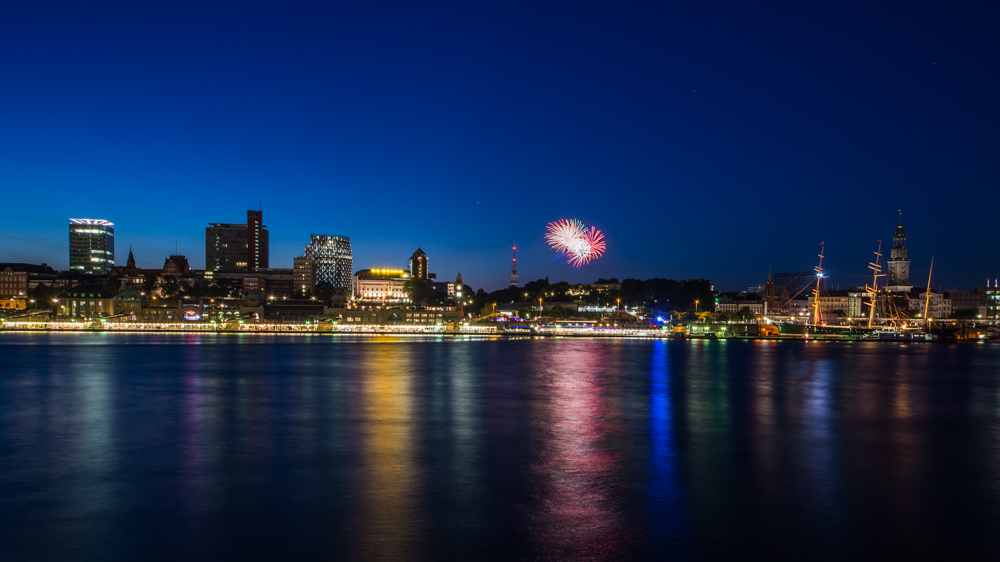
[0,210,990,293]
[2,3,998,290]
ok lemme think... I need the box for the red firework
[545,219,606,268]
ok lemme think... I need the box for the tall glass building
[69,218,115,275]
[303,234,352,289]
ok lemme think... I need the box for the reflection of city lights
[355,348,418,560]
[530,342,624,559]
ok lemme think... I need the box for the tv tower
[509,242,519,287]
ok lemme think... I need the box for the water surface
[1,333,999,560]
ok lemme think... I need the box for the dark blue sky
[2,1,998,291]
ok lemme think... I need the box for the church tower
[887,211,912,292]
[764,267,776,314]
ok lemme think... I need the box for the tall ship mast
[864,239,903,328]
[923,256,934,327]
[812,242,825,325]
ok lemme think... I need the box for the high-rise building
[987,280,1000,321]
[205,210,269,272]
[293,257,316,294]
[304,235,352,289]
[69,218,115,275]
[408,247,428,280]
[205,223,248,272]
[887,213,912,292]
[247,210,267,271]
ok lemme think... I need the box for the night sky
[2,2,998,291]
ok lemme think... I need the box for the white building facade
[352,269,410,303]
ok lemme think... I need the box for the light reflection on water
[354,345,419,561]
[528,341,625,561]
[1,333,1000,560]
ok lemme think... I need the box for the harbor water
[1,333,999,560]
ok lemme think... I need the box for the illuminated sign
[368,269,408,278]
[184,310,201,321]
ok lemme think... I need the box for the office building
[986,280,1000,321]
[205,223,248,272]
[69,218,115,275]
[247,210,266,271]
[293,257,316,294]
[408,247,428,280]
[238,269,294,297]
[205,210,269,272]
[304,235,352,289]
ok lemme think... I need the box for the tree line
[468,277,715,317]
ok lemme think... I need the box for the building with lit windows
[408,248,428,280]
[908,292,953,319]
[352,269,410,302]
[69,219,115,275]
[986,281,1000,321]
[808,291,852,317]
[431,272,465,302]
[0,263,57,299]
[57,283,115,319]
[238,268,294,297]
[304,234,352,289]
[293,257,316,294]
[205,210,269,272]
[246,210,266,271]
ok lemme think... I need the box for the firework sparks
[545,219,606,268]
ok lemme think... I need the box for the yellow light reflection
[355,346,419,560]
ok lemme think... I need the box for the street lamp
[695,299,699,313]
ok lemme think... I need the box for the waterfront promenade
[0,320,665,338]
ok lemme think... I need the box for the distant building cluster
[0,208,469,327]
[716,216,998,323]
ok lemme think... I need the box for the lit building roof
[69,218,114,226]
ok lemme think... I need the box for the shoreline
[0,324,976,342]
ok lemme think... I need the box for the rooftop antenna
[509,242,519,287]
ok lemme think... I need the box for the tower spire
[509,242,519,287]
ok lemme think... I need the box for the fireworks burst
[545,218,606,268]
